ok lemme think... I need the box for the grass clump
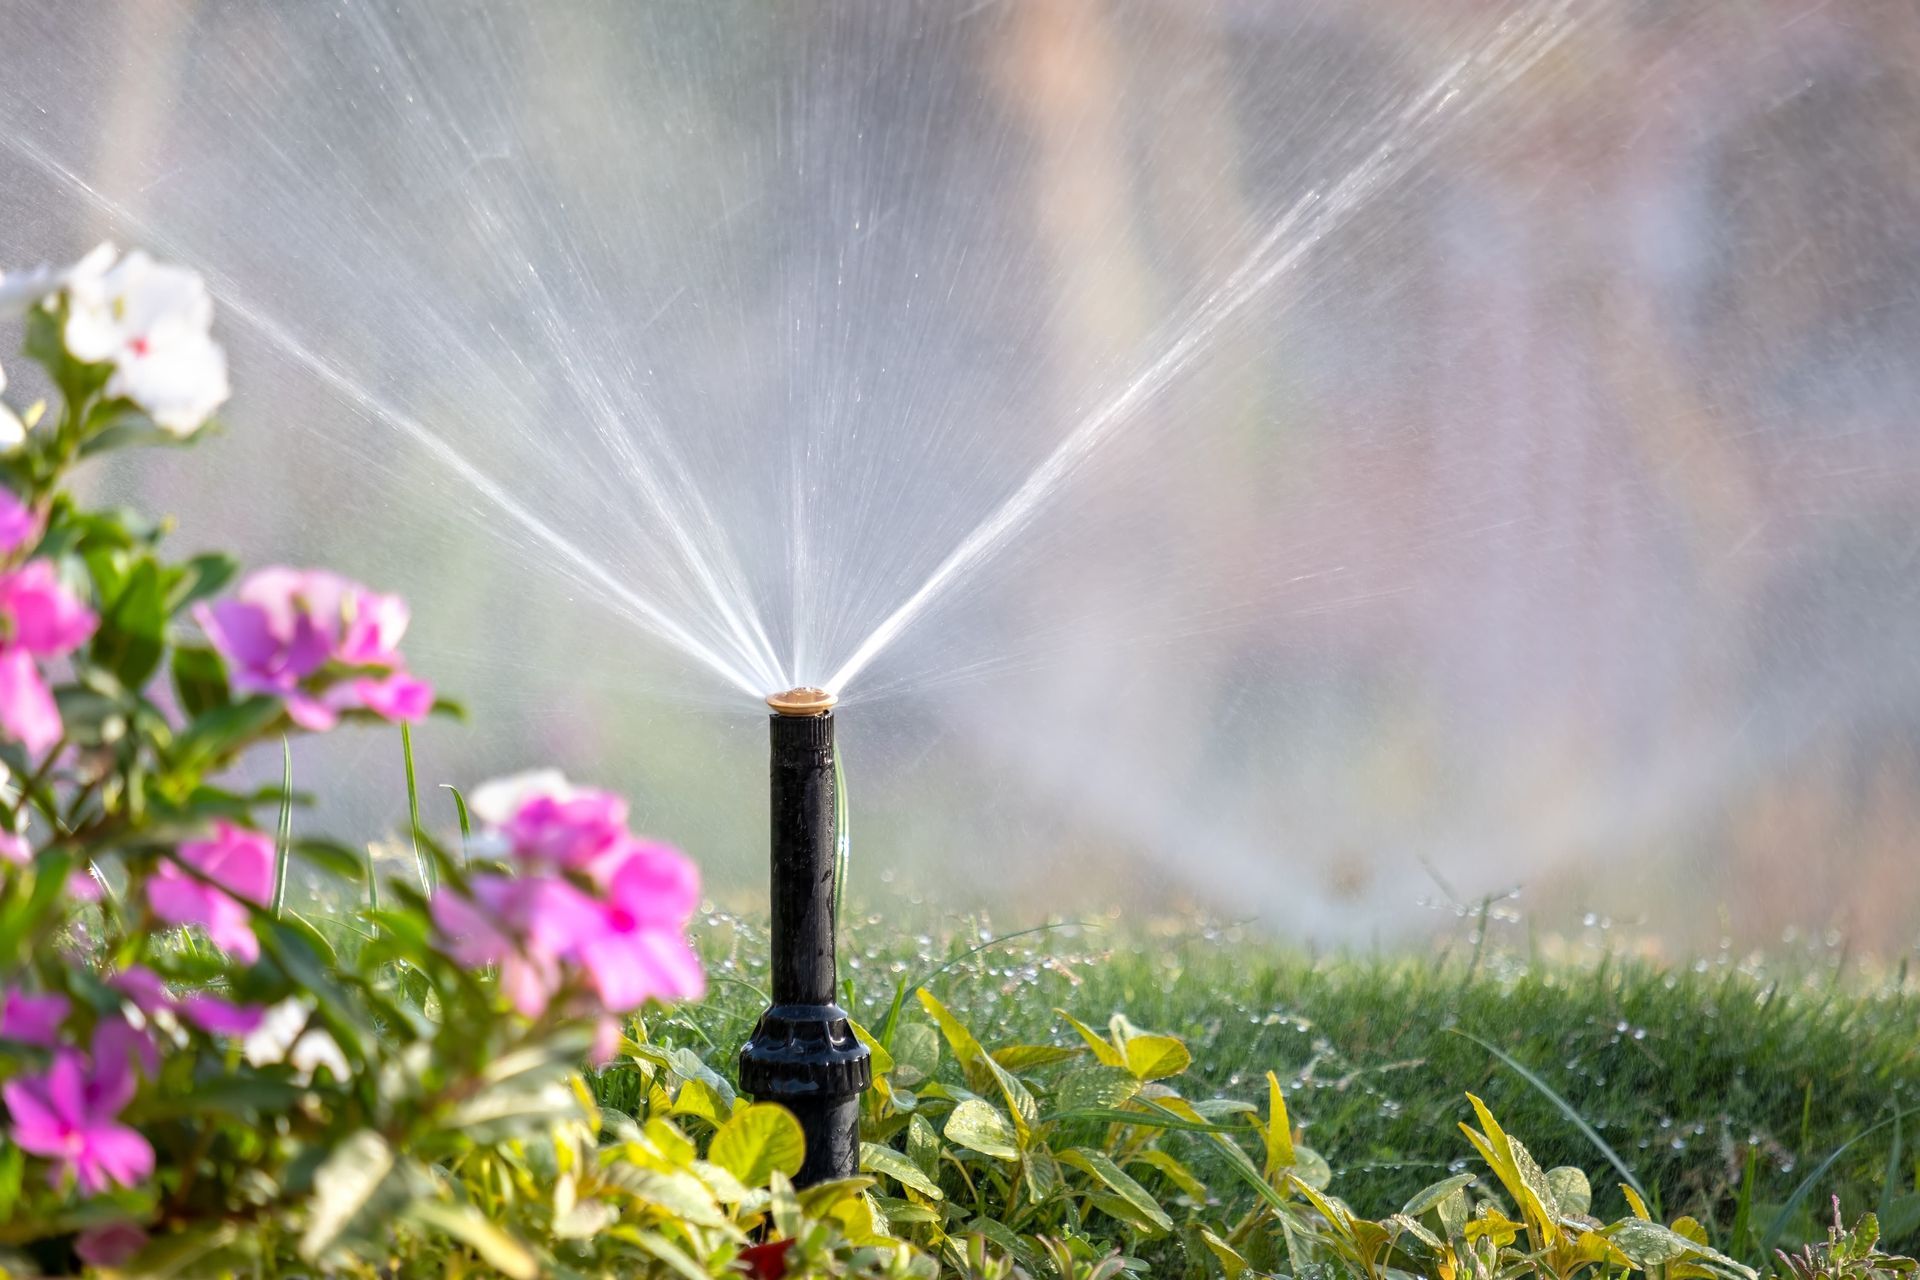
[603,913,1920,1274]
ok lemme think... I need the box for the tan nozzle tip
[766,686,836,716]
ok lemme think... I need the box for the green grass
[629,911,1920,1261]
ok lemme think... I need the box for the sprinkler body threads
[738,697,870,1186]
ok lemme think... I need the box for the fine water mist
[1,0,1915,947]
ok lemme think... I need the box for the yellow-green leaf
[709,1103,805,1186]
[1056,1009,1126,1068]
[945,1098,1020,1162]
[1064,1148,1172,1233]
[862,1142,943,1200]
[1264,1071,1296,1175]
[1124,1034,1192,1082]
[1199,1228,1250,1280]
[916,989,983,1066]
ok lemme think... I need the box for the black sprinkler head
[737,691,871,1186]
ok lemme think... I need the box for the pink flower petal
[0,646,62,754]
[1,1077,65,1153]
[0,988,69,1048]
[179,993,265,1036]
[76,1222,148,1267]
[351,671,434,723]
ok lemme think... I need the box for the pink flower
[0,560,97,754]
[437,774,705,1018]
[430,874,595,1018]
[146,821,275,963]
[348,670,434,722]
[94,1016,160,1081]
[194,568,336,729]
[110,966,262,1037]
[76,1221,149,1267]
[0,987,68,1048]
[571,844,705,1013]
[108,967,172,1016]
[0,490,38,557]
[335,585,411,667]
[197,567,432,731]
[178,993,264,1036]
[504,789,630,879]
[3,1035,153,1195]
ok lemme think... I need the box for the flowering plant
[0,248,909,1278]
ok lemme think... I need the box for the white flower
[0,243,115,320]
[64,247,229,436]
[242,997,350,1082]
[0,361,22,453]
[469,769,576,827]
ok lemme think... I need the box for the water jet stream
[822,1,1584,696]
[2,133,781,701]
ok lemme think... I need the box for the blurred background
[0,0,1914,951]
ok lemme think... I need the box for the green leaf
[299,1131,398,1262]
[862,1141,944,1200]
[79,409,193,457]
[92,557,167,688]
[1052,1063,1142,1113]
[1607,1219,1709,1268]
[1403,1172,1478,1217]
[405,1198,539,1279]
[709,1103,806,1185]
[1548,1165,1593,1218]
[945,1098,1020,1162]
[892,1022,940,1083]
[168,552,239,615]
[916,987,984,1066]
[292,838,369,883]
[1064,1147,1173,1233]
[906,1114,942,1177]
[171,645,230,719]
[991,1044,1079,1072]
[174,696,283,770]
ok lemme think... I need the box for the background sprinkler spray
[738,687,871,1185]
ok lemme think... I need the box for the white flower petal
[470,769,574,827]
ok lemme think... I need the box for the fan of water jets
[0,0,1915,945]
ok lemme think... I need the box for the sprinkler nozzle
[766,686,836,716]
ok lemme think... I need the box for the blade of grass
[1880,1105,1904,1232]
[1730,1143,1759,1258]
[400,723,433,895]
[441,784,471,865]
[1453,1028,1649,1206]
[363,842,380,914]
[271,736,293,918]
[1762,1108,1916,1255]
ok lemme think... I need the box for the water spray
[738,687,871,1185]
